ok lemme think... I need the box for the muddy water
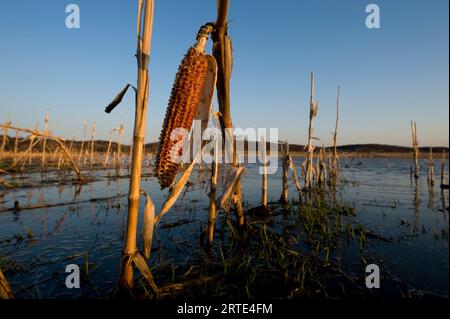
[0,157,448,298]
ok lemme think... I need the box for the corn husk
[141,190,155,260]
[220,166,244,212]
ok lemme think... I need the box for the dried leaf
[105,84,131,114]
[219,166,244,212]
[156,150,202,225]
[287,156,301,191]
[0,269,14,299]
[194,55,217,134]
[314,101,319,116]
[141,190,155,260]
[132,252,159,297]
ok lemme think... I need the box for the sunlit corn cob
[155,47,209,189]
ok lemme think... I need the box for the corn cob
[155,47,209,189]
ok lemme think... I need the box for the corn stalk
[120,0,154,290]
[305,72,318,189]
[41,113,49,169]
[78,121,88,166]
[104,128,117,167]
[213,0,245,226]
[12,130,19,165]
[89,122,96,170]
[411,121,419,179]
[0,122,11,156]
[208,113,220,245]
[332,85,340,183]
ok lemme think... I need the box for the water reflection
[73,183,82,201]
[428,182,435,210]
[441,189,448,222]
[0,158,448,298]
[412,179,420,234]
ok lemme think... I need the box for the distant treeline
[1,136,448,154]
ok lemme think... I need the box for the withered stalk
[121,0,154,289]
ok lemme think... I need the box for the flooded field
[0,156,448,299]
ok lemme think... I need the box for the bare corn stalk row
[0,119,153,177]
[408,121,448,189]
[0,123,84,181]
[278,73,343,200]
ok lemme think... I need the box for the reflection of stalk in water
[12,190,21,222]
[441,150,447,188]
[39,191,47,235]
[57,183,65,198]
[412,179,420,234]
[280,142,289,203]
[54,212,69,234]
[38,190,46,207]
[73,183,82,201]
[440,189,448,221]
[89,200,95,223]
[428,182,435,210]
[89,183,93,199]
[427,147,434,187]
[260,138,267,207]
[115,177,121,196]
[12,188,17,207]
[26,189,33,207]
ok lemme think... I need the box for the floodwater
[0,157,448,298]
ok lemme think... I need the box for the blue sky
[0,0,448,147]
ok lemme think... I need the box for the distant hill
[1,136,448,155]
[333,144,448,154]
